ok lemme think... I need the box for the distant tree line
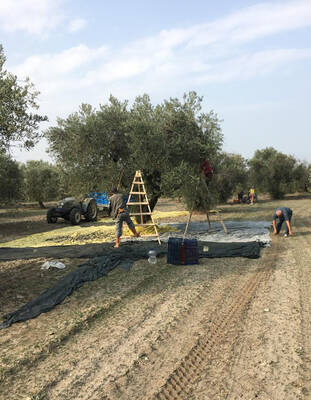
[0,44,310,208]
[1,128,310,208]
[0,157,60,206]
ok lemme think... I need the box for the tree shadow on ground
[291,231,311,237]
[0,219,70,243]
[226,193,311,207]
[218,206,273,220]
[0,209,46,220]
[220,205,273,213]
[286,193,311,201]
[79,221,114,228]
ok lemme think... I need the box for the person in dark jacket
[238,190,244,203]
[272,207,293,237]
[108,188,140,248]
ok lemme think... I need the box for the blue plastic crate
[167,237,199,265]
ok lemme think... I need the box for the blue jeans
[276,213,292,235]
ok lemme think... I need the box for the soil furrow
[152,267,273,399]
[50,262,249,400]
[0,259,230,399]
[81,270,250,400]
[289,221,311,398]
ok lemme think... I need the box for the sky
[1,0,311,163]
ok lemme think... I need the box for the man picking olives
[272,207,293,237]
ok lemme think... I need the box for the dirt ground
[0,195,311,399]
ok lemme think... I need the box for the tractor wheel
[69,208,81,225]
[47,208,57,224]
[85,199,98,221]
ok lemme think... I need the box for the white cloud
[12,45,108,93]
[68,18,87,33]
[0,0,87,35]
[194,48,311,84]
[8,0,311,121]
[187,0,311,48]
[0,0,64,35]
[81,0,311,86]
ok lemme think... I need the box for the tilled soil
[0,197,311,399]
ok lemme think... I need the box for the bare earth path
[1,197,311,399]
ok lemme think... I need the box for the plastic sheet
[0,240,262,329]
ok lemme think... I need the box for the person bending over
[272,207,293,237]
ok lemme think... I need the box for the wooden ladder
[126,170,161,244]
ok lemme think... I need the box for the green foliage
[0,45,48,151]
[45,92,224,210]
[23,160,60,206]
[291,162,310,192]
[0,151,23,203]
[213,153,248,203]
[45,100,128,197]
[248,147,302,199]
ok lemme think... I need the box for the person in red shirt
[200,159,213,188]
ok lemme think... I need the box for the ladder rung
[127,202,149,205]
[129,192,147,195]
[133,181,144,184]
[130,212,151,215]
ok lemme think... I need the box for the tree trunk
[38,201,46,208]
[140,170,162,223]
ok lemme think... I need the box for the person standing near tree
[249,186,255,204]
[272,207,293,237]
[108,188,140,248]
[238,190,244,203]
[199,159,214,189]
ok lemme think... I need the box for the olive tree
[23,160,60,207]
[45,100,129,197]
[45,92,224,212]
[0,151,23,203]
[248,147,297,199]
[0,45,47,151]
[213,153,248,203]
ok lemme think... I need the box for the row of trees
[1,45,310,208]
[0,156,60,206]
[1,143,310,207]
[43,94,310,209]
